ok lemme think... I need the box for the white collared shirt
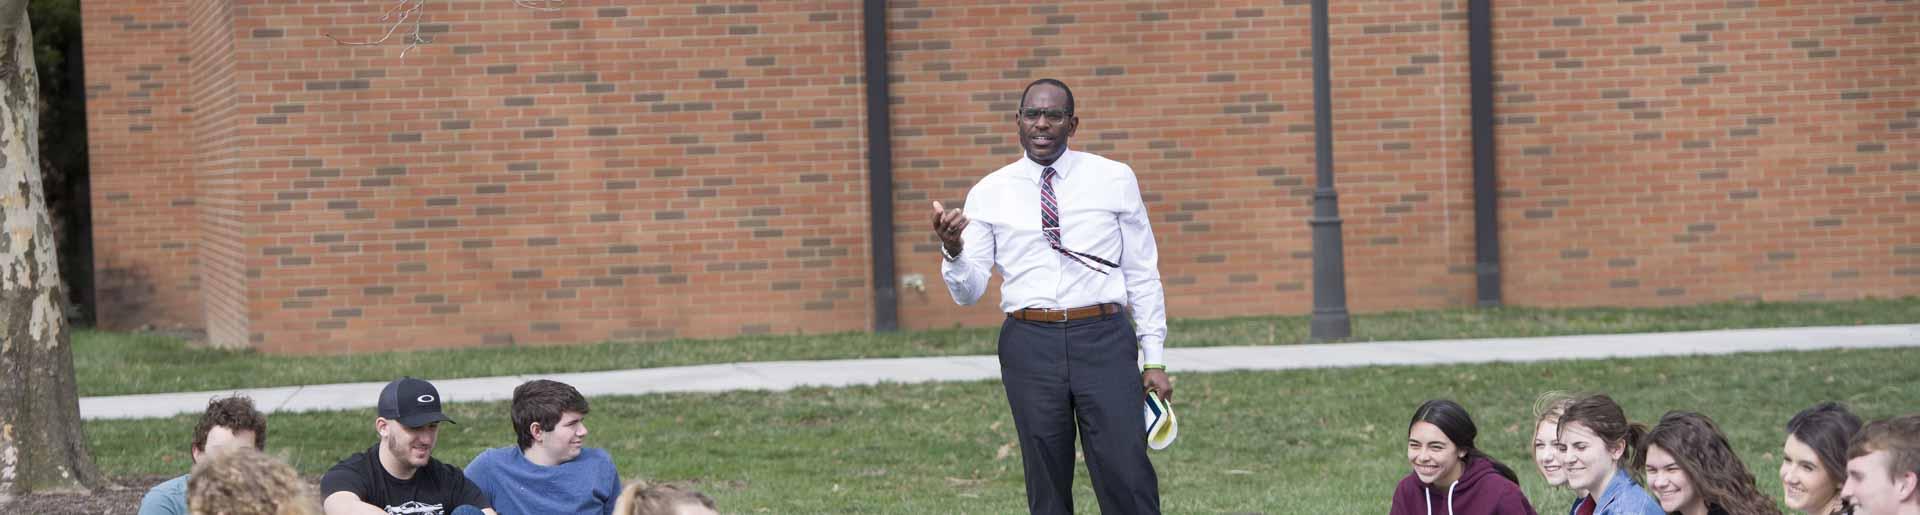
[940,149,1168,365]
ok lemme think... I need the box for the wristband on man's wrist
[1141,364,1166,371]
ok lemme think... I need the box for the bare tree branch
[513,0,564,11]
[323,0,428,57]
[324,1,567,57]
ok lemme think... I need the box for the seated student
[1782,402,1863,515]
[1532,391,1576,490]
[1390,399,1537,515]
[141,395,270,515]
[1640,411,1782,515]
[186,447,318,515]
[320,376,494,515]
[610,482,718,515]
[465,380,621,515]
[1555,394,1664,515]
[1841,414,1920,515]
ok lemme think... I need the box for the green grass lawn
[75,297,1920,396]
[87,346,1920,513]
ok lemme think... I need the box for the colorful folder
[1143,391,1178,450]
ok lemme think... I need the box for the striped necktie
[1041,166,1106,274]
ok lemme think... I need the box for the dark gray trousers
[998,312,1160,515]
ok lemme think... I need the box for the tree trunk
[0,0,102,497]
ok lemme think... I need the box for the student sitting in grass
[187,447,318,515]
[1640,411,1782,515]
[610,482,718,515]
[320,377,493,515]
[464,379,621,515]
[1781,402,1863,515]
[1555,394,1664,515]
[1391,399,1538,515]
[1842,414,1920,515]
[1531,391,1577,492]
[142,395,270,515]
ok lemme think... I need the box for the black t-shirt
[320,444,490,515]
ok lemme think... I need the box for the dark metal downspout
[863,0,899,331]
[1470,0,1502,306]
[1308,0,1352,340]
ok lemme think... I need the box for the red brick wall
[186,0,249,348]
[1495,0,1919,305]
[95,0,875,353]
[82,0,202,332]
[83,1,1917,353]
[890,0,1483,329]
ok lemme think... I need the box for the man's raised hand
[932,201,968,256]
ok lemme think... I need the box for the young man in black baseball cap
[321,377,494,515]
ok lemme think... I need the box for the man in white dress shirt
[932,78,1170,515]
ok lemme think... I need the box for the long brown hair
[1557,394,1650,476]
[1787,401,1862,490]
[1644,411,1783,515]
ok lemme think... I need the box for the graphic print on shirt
[384,500,445,515]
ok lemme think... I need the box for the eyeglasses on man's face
[1017,107,1073,123]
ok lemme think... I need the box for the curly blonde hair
[187,447,318,515]
[611,481,718,515]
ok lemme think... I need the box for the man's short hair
[1022,78,1075,114]
[511,379,590,449]
[187,447,317,515]
[192,396,268,454]
[1848,414,1920,483]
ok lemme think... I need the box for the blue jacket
[1565,468,1664,515]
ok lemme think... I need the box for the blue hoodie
[1565,468,1664,515]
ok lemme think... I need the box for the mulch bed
[8,474,325,515]
[7,475,169,515]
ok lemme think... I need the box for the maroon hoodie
[1389,456,1538,515]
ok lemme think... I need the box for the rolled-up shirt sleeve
[1115,171,1167,365]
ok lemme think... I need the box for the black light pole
[1309,0,1352,340]
[863,0,898,331]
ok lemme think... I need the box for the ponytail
[1559,394,1651,480]
[1467,448,1521,486]
[1623,422,1650,481]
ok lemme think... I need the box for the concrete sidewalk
[79,324,1920,420]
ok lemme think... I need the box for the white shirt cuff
[1139,336,1165,366]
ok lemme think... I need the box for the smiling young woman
[1781,402,1863,515]
[1390,399,1538,515]
[1555,394,1664,515]
[1640,411,1782,515]
[1532,392,1577,491]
